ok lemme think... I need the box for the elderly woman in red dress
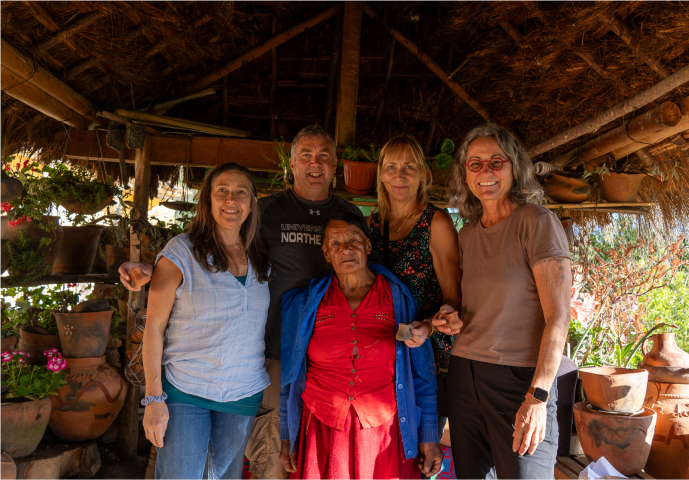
[279,213,443,479]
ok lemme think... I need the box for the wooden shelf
[1,273,120,288]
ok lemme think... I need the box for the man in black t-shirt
[119,125,363,478]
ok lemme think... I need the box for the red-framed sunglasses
[463,157,511,172]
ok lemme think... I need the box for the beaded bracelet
[141,392,167,406]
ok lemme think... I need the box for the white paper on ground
[578,457,627,479]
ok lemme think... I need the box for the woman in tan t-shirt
[432,123,571,479]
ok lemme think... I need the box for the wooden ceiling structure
[2,1,689,226]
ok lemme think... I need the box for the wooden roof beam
[364,3,491,122]
[34,10,106,56]
[598,11,669,79]
[22,1,87,59]
[186,4,341,94]
[528,64,689,157]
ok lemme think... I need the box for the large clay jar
[573,402,656,475]
[1,335,18,354]
[579,366,648,413]
[17,326,61,366]
[49,356,128,442]
[642,332,689,367]
[0,397,52,458]
[55,310,114,358]
[53,226,104,275]
[0,216,64,276]
[643,381,689,479]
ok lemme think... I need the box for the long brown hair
[187,163,271,282]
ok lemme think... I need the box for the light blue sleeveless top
[157,234,270,402]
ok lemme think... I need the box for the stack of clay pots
[638,332,689,479]
[48,299,128,442]
[574,366,656,475]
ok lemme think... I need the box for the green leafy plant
[2,285,80,335]
[1,301,22,339]
[433,138,455,170]
[1,350,67,400]
[341,146,360,162]
[4,230,52,284]
[358,144,381,163]
[265,137,292,185]
[2,159,59,226]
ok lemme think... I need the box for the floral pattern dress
[369,203,453,352]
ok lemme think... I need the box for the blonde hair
[376,135,432,221]
[448,123,544,220]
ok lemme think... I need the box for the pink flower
[18,358,25,364]
[15,163,20,169]
[571,286,598,326]
[13,350,25,356]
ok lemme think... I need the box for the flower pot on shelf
[578,366,648,414]
[0,216,64,276]
[598,172,646,203]
[55,310,114,358]
[643,381,689,479]
[0,397,52,458]
[53,226,105,275]
[2,335,18,354]
[573,402,656,475]
[48,356,128,442]
[341,159,378,195]
[105,245,130,277]
[542,172,591,203]
[59,194,113,215]
[17,326,61,366]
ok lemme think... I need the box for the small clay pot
[59,194,113,215]
[49,356,128,442]
[17,326,61,366]
[55,310,114,358]
[573,402,656,475]
[543,172,591,203]
[638,363,689,384]
[598,172,646,203]
[1,451,17,480]
[342,159,378,195]
[0,397,52,458]
[130,266,151,289]
[105,245,130,277]
[579,366,648,413]
[53,226,105,275]
[1,335,18,354]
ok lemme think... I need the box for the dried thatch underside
[1,1,688,225]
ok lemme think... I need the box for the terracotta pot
[49,356,128,442]
[573,402,656,475]
[105,245,130,277]
[130,267,151,289]
[0,216,64,276]
[642,332,689,367]
[53,226,105,275]
[1,172,23,203]
[0,397,52,458]
[1,452,16,480]
[643,381,689,479]
[543,172,591,203]
[17,326,61,366]
[579,366,648,413]
[341,159,378,195]
[59,194,113,215]
[55,310,114,358]
[1,335,18,354]
[598,172,646,203]
[638,363,689,384]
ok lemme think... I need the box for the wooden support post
[364,4,491,122]
[336,2,363,147]
[528,64,689,157]
[118,135,151,459]
[269,15,278,138]
[324,8,342,133]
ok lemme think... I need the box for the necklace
[392,208,415,234]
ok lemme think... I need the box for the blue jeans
[155,402,255,479]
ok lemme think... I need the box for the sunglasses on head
[463,157,511,172]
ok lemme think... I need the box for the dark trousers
[447,356,558,479]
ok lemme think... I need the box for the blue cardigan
[280,264,438,459]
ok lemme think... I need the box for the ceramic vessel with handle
[642,332,689,367]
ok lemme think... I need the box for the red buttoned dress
[291,275,420,479]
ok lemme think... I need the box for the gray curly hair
[449,123,544,220]
[290,124,336,160]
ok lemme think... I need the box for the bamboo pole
[552,101,681,167]
[1,40,102,124]
[335,2,364,147]
[1,66,90,129]
[187,4,341,93]
[115,109,250,137]
[64,57,99,80]
[34,11,104,56]
[145,88,216,116]
[363,4,491,122]
[528,64,689,157]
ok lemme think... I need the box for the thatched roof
[1,1,688,227]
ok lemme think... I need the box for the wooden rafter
[22,1,86,57]
[34,11,105,56]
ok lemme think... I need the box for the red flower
[8,220,17,228]
[0,203,10,213]
[22,160,29,169]
[3,164,9,171]
[15,163,20,169]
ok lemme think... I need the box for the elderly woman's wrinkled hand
[431,304,462,335]
[512,395,548,456]
[279,440,298,473]
[418,442,444,477]
[405,321,430,348]
[143,401,169,448]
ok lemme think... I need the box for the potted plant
[582,157,651,203]
[1,300,22,354]
[265,137,294,187]
[1,160,64,281]
[55,298,114,359]
[45,163,119,218]
[341,145,380,194]
[1,349,67,458]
